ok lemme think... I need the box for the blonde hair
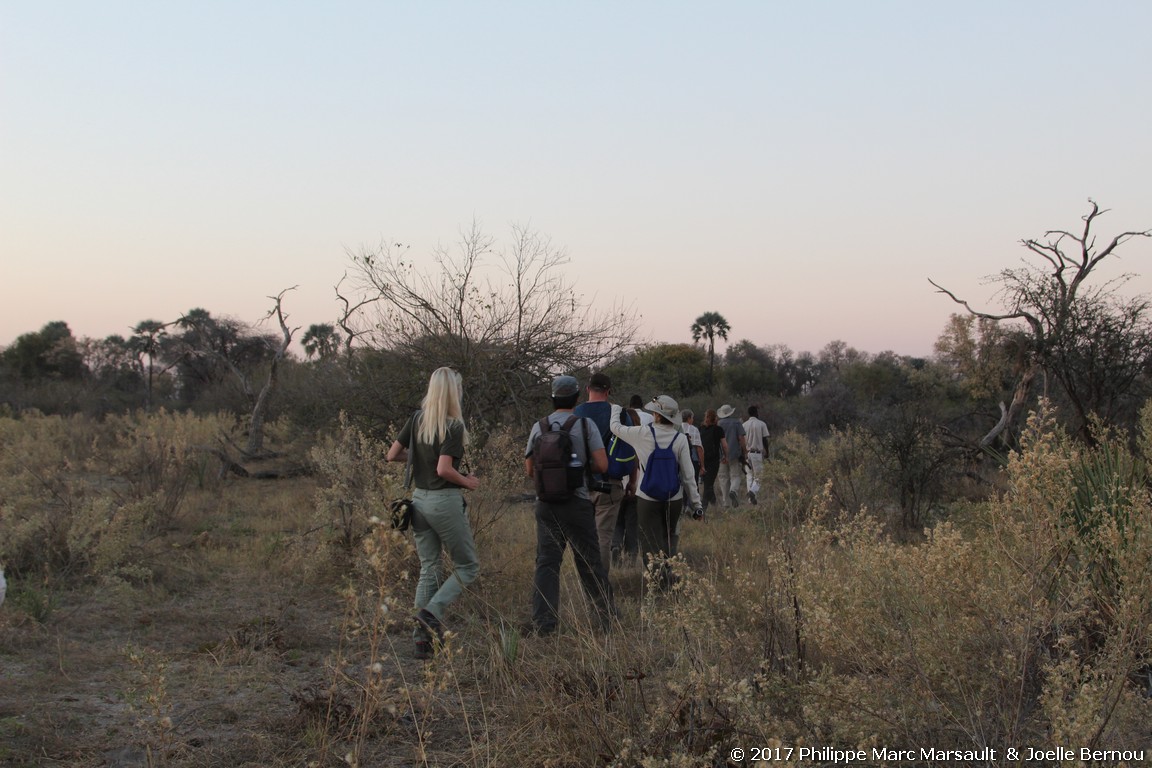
[418,367,467,446]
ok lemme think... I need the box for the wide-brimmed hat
[551,375,580,397]
[717,404,735,419]
[645,395,683,426]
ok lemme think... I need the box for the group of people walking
[387,367,769,659]
[697,402,771,512]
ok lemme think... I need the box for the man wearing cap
[742,405,771,505]
[524,375,616,635]
[716,404,747,509]
[574,372,635,575]
[610,395,703,589]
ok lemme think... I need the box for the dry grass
[2,409,1151,766]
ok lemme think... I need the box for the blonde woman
[387,367,480,660]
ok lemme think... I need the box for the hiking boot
[415,609,445,646]
[729,490,739,508]
[414,640,434,660]
[519,621,557,638]
[748,491,758,505]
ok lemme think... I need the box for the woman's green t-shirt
[397,414,466,490]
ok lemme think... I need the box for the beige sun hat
[644,395,683,426]
[717,404,735,419]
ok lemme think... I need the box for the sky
[3,2,1152,360]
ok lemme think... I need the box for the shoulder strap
[647,423,679,450]
[580,417,592,486]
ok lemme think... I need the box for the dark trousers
[701,459,720,509]
[533,496,615,632]
[611,494,639,562]
[635,496,683,589]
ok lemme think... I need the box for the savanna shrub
[311,413,401,560]
[760,427,889,525]
[0,410,233,581]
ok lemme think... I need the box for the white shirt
[681,422,702,452]
[742,416,770,454]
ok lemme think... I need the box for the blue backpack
[639,425,682,501]
[605,408,640,480]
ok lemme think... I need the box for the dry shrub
[463,422,529,548]
[292,522,424,764]
[0,410,233,583]
[762,428,889,525]
[310,413,401,562]
[768,405,1152,753]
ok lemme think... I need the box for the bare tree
[931,200,1151,446]
[334,270,383,370]
[246,288,298,456]
[343,222,641,428]
[172,290,298,456]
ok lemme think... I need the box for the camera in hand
[591,478,613,494]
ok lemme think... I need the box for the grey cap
[551,375,580,397]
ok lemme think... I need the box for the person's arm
[720,436,729,462]
[387,414,415,462]
[590,447,608,475]
[438,454,479,490]
[609,408,647,442]
[695,444,704,467]
[525,422,539,479]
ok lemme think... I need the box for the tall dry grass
[1,404,1150,766]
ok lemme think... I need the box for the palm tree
[302,323,342,361]
[691,311,731,392]
[129,319,168,408]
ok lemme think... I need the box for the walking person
[610,395,703,589]
[698,408,727,514]
[742,405,771,505]
[612,394,649,565]
[672,409,705,553]
[573,372,634,576]
[387,367,481,660]
[525,375,616,636]
[716,404,747,509]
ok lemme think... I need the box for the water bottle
[567,450,584,488]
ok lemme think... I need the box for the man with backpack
[524,375,616,635]
[610,394,703,590]
[574,372,639,575]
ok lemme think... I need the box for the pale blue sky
[3,2,1151,358]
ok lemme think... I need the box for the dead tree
[930,200,1151,447]
[245,287,298,456]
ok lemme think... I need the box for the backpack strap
[647,423,679,450]
[579,416,592,488]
